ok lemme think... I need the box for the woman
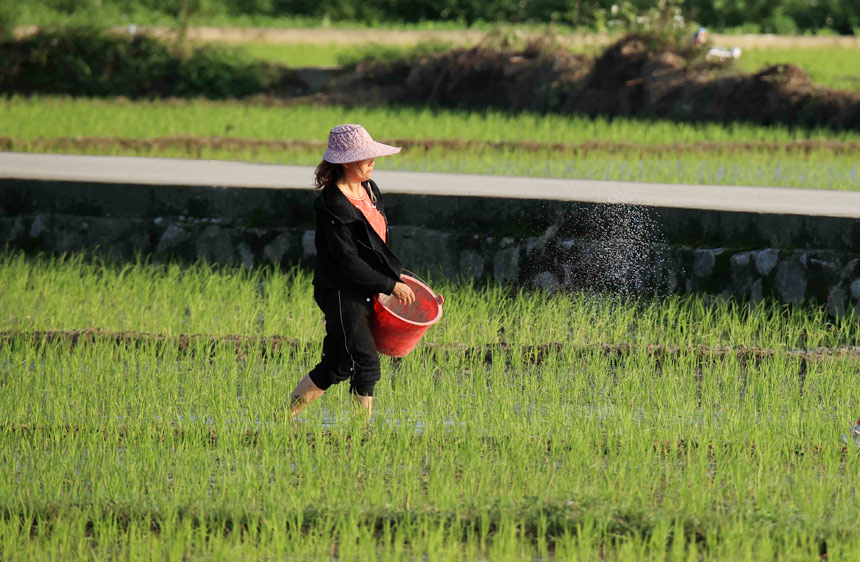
[288,124,415,420]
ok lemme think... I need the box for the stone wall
[2,179,859,315]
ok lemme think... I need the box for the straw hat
[322,124,401,164]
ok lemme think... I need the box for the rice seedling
[1,331,859,559]
[1,253,857,349]
[4,95,858,144]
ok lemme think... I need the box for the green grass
[735,47,860,92]
[226,42,345,67]
[1,254,859,559]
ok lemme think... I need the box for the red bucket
[372,274,443,357]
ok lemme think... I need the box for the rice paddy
[4,254,859,348]
[2,253,860,559]
[3,96,860,190]
[7,96,859,144]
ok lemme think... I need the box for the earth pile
[329,35,860,129]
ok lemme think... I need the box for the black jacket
[313,180,403,296]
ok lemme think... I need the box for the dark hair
[312,159,377,204]
[314,160,343,189]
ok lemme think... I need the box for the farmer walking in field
[287,124,415,420]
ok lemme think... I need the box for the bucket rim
[376,274,442,327]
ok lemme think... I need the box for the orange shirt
[345,191,387,243]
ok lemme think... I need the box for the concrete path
[2,152,859,219]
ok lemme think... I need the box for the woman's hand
[392,281,415,306]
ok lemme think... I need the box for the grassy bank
[1,254,859,560]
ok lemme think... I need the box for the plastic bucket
[372,274,443,357]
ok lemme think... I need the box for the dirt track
[14,25,860,48]
[4,136,857,156]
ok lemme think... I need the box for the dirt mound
[404,46,590,111]
[565,37,859,129]
[330,35,860,130]
[568,35,691,115]
[326,44,590,112]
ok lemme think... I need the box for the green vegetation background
[14,0,860,35]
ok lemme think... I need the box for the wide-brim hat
[322,124,401,164]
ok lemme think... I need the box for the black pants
[308,287,381,397]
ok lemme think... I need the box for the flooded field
[2,255,859,559]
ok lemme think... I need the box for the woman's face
[345,158,375,181]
